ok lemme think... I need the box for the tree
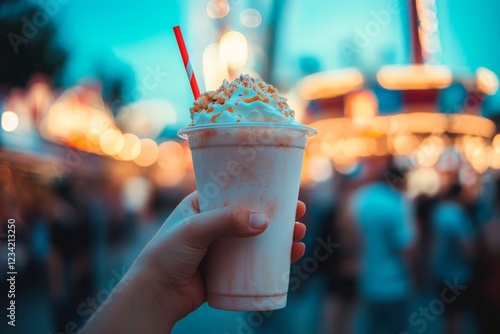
[0,0,68,89]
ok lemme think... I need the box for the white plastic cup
[178,122,316,311]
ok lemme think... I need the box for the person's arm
[81,192,307,334]
[80,267,177,333]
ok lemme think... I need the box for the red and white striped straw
[173,25,201,100]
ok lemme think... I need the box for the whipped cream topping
[189,74,299,125]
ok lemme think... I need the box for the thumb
[181,206,269,249]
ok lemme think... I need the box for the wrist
[129,259,181,331]
[81,263,177,334]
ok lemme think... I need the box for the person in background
[324,180,360,334]
[413,194,438,290]
[80,192,308,334]
[350,158,415,334]
[459,178,495,334]
[430,183,475,334]
[476,217,500,334]
[46,184,79,331]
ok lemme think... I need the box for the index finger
[296,201,306,220]
[164,191,199,227]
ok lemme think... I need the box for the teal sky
[47,0,500,126]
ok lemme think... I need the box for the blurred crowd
[311,156,500,334]
[1,155,500,334]
[0,165,188,333]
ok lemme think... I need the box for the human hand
[132,191,307,327]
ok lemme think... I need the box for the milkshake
[178,74,316,311]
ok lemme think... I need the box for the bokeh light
[392,135,419,155]
[134,138,159,167]
[203,43,230,91]
[240,9,262,28]
[377,65,452,90]
[469,146,490,174]
[153,165,186,188]
[206,0,230,19]
[157,141,184,170]
[298,69,364,100]
[1,111,19,132]
[345,90,378,119]
[342,137,377,157]
[99,128,125,155]
[117,133,141,161]
[308,156,334,182]
[219,31,248,68]
[492,134,500,153]
[320,134,342,158]
[407,167,440,198]
[415,136,443,167]
[477,67,499,95]
[463,136,485,162]
[490,149,500,169]
[116,100,178,139]
[123,177,151,212]
[333,158,359,175]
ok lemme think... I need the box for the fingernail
[249,213,267,229]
